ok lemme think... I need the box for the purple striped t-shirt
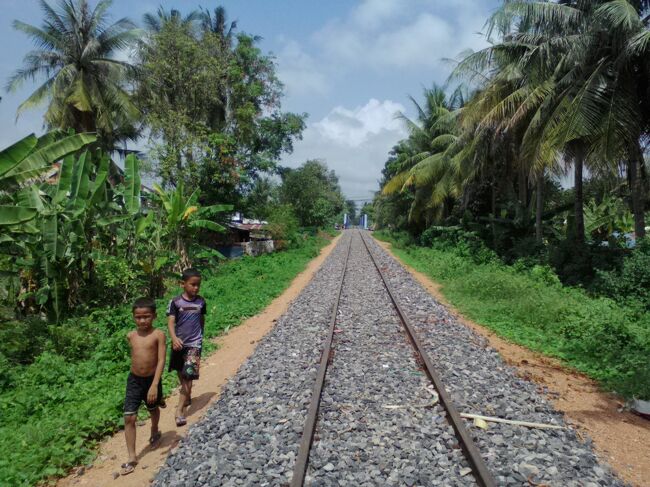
[167,295,207,348]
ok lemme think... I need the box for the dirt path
[376,238,650,487]
[58,234,341,487]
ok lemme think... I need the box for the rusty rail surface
[360,232,496,487]
[290,235,352,487]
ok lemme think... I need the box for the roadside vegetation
[376,230,650,401]
[0,1,345,484]
[372,1,650,400]
[0,234,332,486]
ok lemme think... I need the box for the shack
[215,214,274,258]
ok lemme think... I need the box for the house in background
[215,213,274,258]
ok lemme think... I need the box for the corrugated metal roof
[229,223,268,231]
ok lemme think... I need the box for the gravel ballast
[362,233,624,487]
[154,230,624,486]
[305,232,475,486]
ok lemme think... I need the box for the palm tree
[142,6,201,33]
[483,0,650,241]
[201,6,237,49]
[7,0,140,149]
[382,86,465,225]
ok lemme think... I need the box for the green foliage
[91,253,139,306]
[595,238,650,310]
[244,177,279,219]
[152,182,232,269]
[376,231,650,401]
[280,160,345,227]
[0,235,331,486]
[9,0,140,148]
[266,205,300,246]
[137,14,305,201]
[420,226,497,264]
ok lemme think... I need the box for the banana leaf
[16,186,44,211]
[96,214,130,227]
[0,134,38,177]
[2,133,96,184]
[0,205,38,226]
[135,212,154,237]
[89,154,109,206]
[53,154,75,205]
[69,151,91,214]
[189,219,226,232]
[123,153,141,215]
[42,214,61,259]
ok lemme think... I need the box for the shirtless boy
[121,297,166,476]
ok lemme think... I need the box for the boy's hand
[172,336,184,351]
[147,385,158,405]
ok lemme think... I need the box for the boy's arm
[166,299,183,351]
[147,331,166,404]
[168,315,183,351]
[200,299,206,332]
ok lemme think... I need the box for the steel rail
[359,231,497,487]
[290,234,353,487]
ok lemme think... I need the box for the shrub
[91,253,139,306]
[267,205,300,247]
[595,238,650,310]
[420,226,497,264]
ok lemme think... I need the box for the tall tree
[137,6,305,205]
[8,0,140,148]
[280,160,345,227]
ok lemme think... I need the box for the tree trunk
[176,234,191,272]
[518,164,528,206]
[536,171,544,244]
[491,179,497,248]
[574,149,585,244]
[630,142,646,239]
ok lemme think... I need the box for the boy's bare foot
[120,461,137,475]
[149,431,162,446]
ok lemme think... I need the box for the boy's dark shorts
[124,372,164,416]
[169,346,201,380]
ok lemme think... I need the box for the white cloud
[313,0,489,71]
[283,99,408,198]
[314,98,404,147]
[276,39,328,98]
[351,0,405,30]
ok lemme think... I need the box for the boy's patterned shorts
[169,346,201,380]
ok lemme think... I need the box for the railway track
[155,229,621,486]
[290,230,496,487]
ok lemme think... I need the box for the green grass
[374,231,650,401]
[0,234,333,486]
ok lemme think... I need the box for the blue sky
[0,0,502,200]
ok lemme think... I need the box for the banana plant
[0,132,96,227]
[26,149,116,321]
[153,182,233,269]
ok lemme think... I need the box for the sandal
[149,431,162,446]
[175,416,187,427]
[120,461,137,475]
